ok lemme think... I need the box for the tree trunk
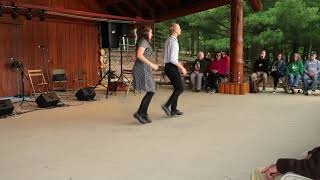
[191,27,195,55]
[302,44,308,61]
[292,41,299,54]
[308,39,313,59]
[197,29,200,53]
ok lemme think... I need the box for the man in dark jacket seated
[251,146,320,180]
[250,50,270,93]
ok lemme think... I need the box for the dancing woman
[132,26,159,124]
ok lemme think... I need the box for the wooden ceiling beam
[173,0,181,8]
[155,0,229,22]
[98,0,125,7]
[249,0,262,11]
[123,0,143,17]
[155,0,168,10]
[138,0,155,18]
[112,4,131,17]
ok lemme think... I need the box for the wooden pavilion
[0,0,262,97]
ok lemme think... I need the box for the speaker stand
[93,47,120,98]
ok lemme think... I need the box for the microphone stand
[19,65,33,107]
[39,45,50,90]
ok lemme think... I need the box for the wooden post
[230,0,244,83]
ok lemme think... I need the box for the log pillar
[230,0,244,84]
[219,0,249,95]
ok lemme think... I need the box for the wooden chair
[154,65,170,86]
[52,69,69,98]
[27,69,49,98]
[182,61,193,85]
[72,69,88,90]
[118,69,135,96]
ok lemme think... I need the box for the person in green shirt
[286,53,304,94]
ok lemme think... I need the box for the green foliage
[155,0,320,59]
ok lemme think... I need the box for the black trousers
[207,72,225,90]
[271,71,283,88]
[164,63,184,111]
[137,91,154,116]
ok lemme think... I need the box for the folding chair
[118,69,135,96]
[52,69,69,98]
[27,69,49,98]
[154,65,169,86]
[72,69,88,90]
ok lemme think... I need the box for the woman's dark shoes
[162,105,171,116]
[291,88,295,94]
[133,112,149,124]
[171,110,184,116]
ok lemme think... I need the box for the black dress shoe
[171,110,184,116]
[162,105,171,116]
[142,114,152,123]
[133,112,148,124]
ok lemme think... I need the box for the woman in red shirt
[207,52,227,93]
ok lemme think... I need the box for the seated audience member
[205,52,212,65]
[270,53,286,93]
[221,50,230,75]
[250,50,270,93]
[251,146,320,180]
[207,52,227,93]
[286,53,304,94]
[303,51,320,95]
[190,52,208,92]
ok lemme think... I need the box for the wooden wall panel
[0,15,100,97]
[0,16,23,97]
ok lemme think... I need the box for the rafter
[155,0,229,22]
[112,4,131,17]
[122,0,143,17]
[249,0,262,11]
[154,0,167,10]
[98,0,124,7]
[138,0,155,18]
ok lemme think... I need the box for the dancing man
[162,23,187,117]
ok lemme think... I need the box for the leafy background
[154,0,320,62]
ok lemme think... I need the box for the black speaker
[75,87,96,101]
[119,23,129,37]
[0,99,14,116]
[101,22,120,48]
[36,93,60,108]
